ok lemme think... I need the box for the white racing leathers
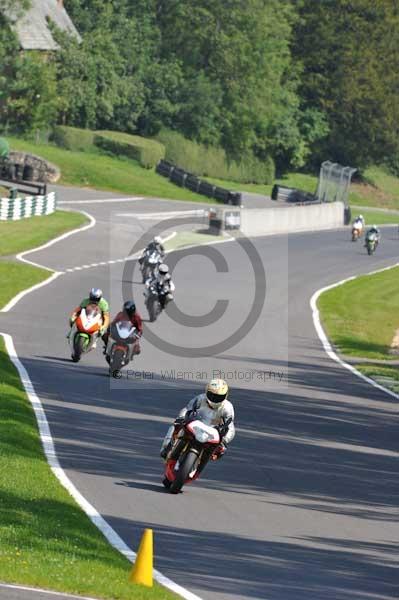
[161,393,235,452]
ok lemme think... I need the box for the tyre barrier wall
[156,159,242,206]
[0,191,57,221]
[271,184,317,203]
[240,201,345,237]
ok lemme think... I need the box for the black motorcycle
[144,282,172,322]
[140,250,163,283]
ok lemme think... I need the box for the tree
[294,0,399,170]
[0,7,58,134]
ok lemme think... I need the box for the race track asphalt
[1,188,398,600]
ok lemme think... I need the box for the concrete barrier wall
[240,202,345,237]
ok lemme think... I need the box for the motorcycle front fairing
[107,321,136,359]
[70,307,102,351]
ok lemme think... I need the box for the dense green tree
[0,6,58,134]
[156,0,300,158]
[294,0,399,170]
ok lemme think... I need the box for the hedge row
[156,129,275,184]
[51,126,165,168]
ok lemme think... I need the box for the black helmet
[123,300,136,317]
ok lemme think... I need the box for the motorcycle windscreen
[111,321,136,342]
[186,420,220,444]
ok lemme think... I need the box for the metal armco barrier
[156,159,242,206]
[0,191,57,221]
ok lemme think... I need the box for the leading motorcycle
[105,320,139,376]
[163,413,231,494]
[140,250,163,283]
[69,304,103,362]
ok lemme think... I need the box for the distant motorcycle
[352,226,362,241]
[105,320,139,376]
[163,413,232,494]
[69,304,103,362]
[140,250,163,283]
[365,232,378,255]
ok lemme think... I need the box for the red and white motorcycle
[105,320,139,376]
[163,414,231,494]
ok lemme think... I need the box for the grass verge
[5,136,211,203]
[0,262,51,310]
[318,266,399,360]
[357,364,399,394]
[352,208,399,225]
[0,337,176,599]
[0,210,88,257]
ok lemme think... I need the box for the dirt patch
[389,328,399,355]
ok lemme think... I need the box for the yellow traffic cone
[129,529,153,587]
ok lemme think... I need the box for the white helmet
[205,379,229,408]
[154,236,162,244]
[158,263,169,275]
[359,215,363,219]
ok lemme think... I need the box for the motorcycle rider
[352,214,365,234]
[146,263,175,308]
[160,379,235,461]
[103,300,143,355]
[69,288,110,343]
[139,235,165,265]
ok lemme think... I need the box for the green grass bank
[318,266,399,392]
[0,338,176,599]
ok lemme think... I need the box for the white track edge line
[310,261,399,400]
[17,210,96,267]
[0,332,203,600]
[58,197,144,204]
[1,211,96,313]
[1,272,63,313]
[0,582,103,600]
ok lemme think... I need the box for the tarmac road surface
[1,189,398,600]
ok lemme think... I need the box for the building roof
[6,0,81,51]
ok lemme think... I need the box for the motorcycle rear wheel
[169,449,198,494]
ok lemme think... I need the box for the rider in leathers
[160,379,235,461]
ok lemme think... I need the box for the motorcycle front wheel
[72,335,85,362]
[109,348,125,376]
[169,449,198,494]
[142,266,149,283]
[147,297,160,322]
